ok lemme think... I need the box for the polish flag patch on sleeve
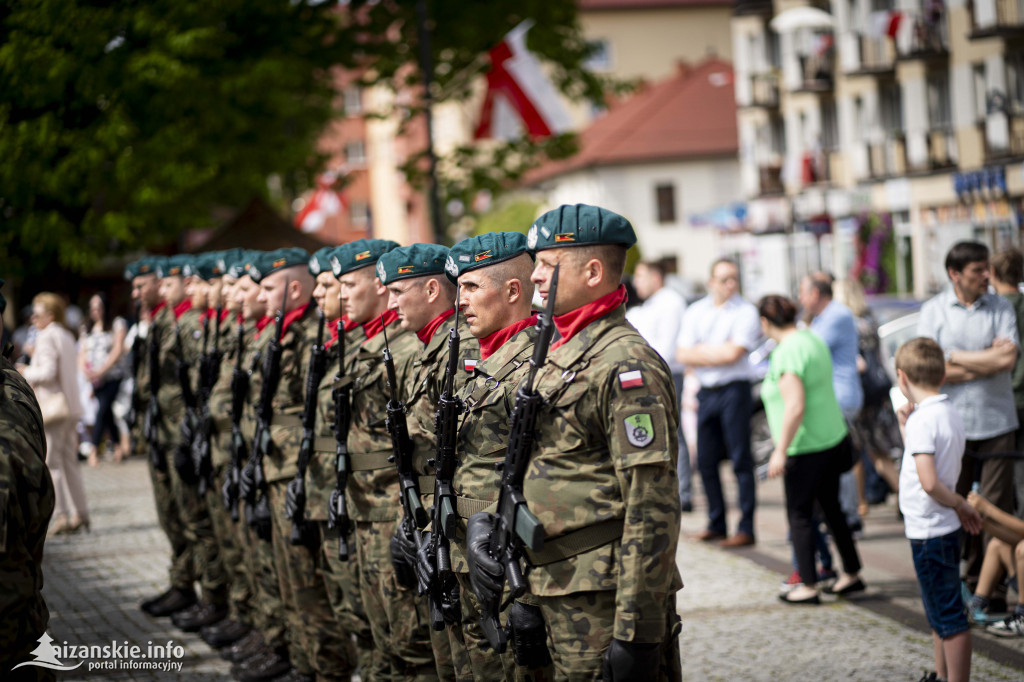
[618,369,644,389]
[464,358,478,372]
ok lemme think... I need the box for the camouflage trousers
[267,482,357,679]
[352,519,439,681]
[453,572,557,682]
[319,522,382,681]
[204,461,253,625]
[534,591,681,682]
[243,510,288,650]
[166,449,227,606]
[147,456,194,591]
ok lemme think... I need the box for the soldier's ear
[507,278,523,304]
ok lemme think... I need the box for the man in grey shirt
[918,240,1019,590]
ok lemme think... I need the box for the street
[36,457,1024,681]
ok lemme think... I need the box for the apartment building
[732,0,1024,298]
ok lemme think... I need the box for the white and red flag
[474,20,572,140]
[294,171,347,233]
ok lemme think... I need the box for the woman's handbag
[37,390,71,425]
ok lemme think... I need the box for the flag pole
[416,0,445,246]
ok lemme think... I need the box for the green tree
[0,0,613,276]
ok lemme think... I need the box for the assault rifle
[244,283,288,541]
[194,307,224,496]
[382,319,429,592]
[143,320,165,471]
[478,263,559,652]
[327,318,353,560]
[223,316,252,522]
[286,308,328,547]
[421,297,465,629]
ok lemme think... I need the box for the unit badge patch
[624,414,654,448]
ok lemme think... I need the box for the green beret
[330,239,399,278]
[123,257,157,281]
[377,243,449,285]
[445,232,533,283]
[248,248,309,282]
[216,248,245,278]
[157,254,192,279]
[526,204,637,252]
[0,278,6,316]
[309,246,337,277]
[226,250,257,279]
[183,253,225,281]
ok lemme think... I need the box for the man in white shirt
[677,259,762,546]
[627,260,692,511]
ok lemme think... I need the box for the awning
[770,7,835,33]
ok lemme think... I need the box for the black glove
[414,530,437,596]
[285,476,305,521]
[466,512,504,604]
[390,529,419,590]
[509,601,552,668]
[238,461,256,503]
[601,639,661,682]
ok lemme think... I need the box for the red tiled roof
[580,0,733,9]
[526,58,738,185]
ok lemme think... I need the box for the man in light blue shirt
[677,259,762,546]
[918,241,1019,591]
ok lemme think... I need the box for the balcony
[897,17,950,60]
[925,128,958,170]
[970,0,1024,39]
[759,164,785,195]
[747,72,780,108]
[848,35,895,75]
[794,52,834,93]
[980,114,1024,161]
[867,135,908,179]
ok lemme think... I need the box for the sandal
[778,591,820,605]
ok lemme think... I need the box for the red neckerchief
[417,308,455,345]
[200,307,215,324]
[362,309,399,341]
[551,285,627,349]
[236,312,244,325]
[254,315,272,339]
[173,299,193,320]
[342,315,359,333]
[280,303,310,339]
[479,314,538,361]
[325,317,343,349]
[219,308,231,324]
[150,301,167,319]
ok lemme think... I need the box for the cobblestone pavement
[33,457,1024,681]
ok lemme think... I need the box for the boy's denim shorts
[910,529,969,639]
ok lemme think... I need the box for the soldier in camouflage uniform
[443,233,553,682]
[167,255,230,634]
[125,258,161,459]
[0,281,56,682]
[139,255,200,619]
[467,205,683,681]
[378,243,481,681]
[327,239,426,681]
[195,251,258,649]
[307,245,378,678]
[221,255,295,674]
[244,248,353,682]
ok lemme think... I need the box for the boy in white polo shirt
[896,337,983,682]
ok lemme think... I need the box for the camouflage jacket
[0,355,54,667]
[524,305,680,644]
[307,322,365,521]
[248,304,318,484]
[207,316,247,469]
[449,323,538,572]
[402,316,481,479]
[333,318,418,522]
[154,304,202,444]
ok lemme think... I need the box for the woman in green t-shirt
[758,295,864,605]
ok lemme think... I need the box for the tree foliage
[0,0,611,276]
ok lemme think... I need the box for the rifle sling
[525,518,623,566]
[465,356,526,408]
[270,413,303,428]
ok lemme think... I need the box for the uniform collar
[479,314,537,361]
[363,308,399,341]
[416,308,456,345]
[172,299,192,320]
[552,285,627,350]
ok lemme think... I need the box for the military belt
[526,518,624,566]
[311,439,393,472]
[456,496,496,518]
[270,413,302,428]
[213,414,233,432]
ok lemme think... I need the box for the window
[927,71,952,128]
[655,184,676,224]
[853,96,865,143]
[822,100,839,149]
[880,82,903,134]
[346,140,366,166]
[343,85,362,115]
[350,201,370,227]
[584,40,612,72]
[1008,54,1024,114]
[973,63,987,121]
[770,114,787,155]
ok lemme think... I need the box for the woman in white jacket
[18,293,89,534]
